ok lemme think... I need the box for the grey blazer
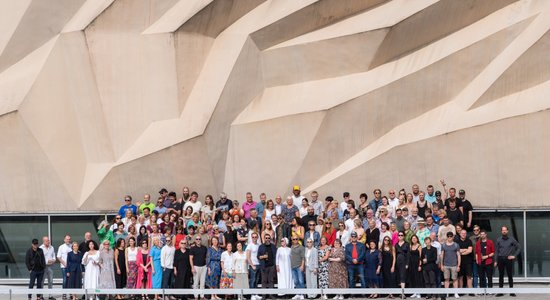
[305,247,318,270]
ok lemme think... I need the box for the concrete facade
[0,0,549,212]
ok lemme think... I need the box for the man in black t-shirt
[258,233,277,292]
[458,229,474,290]
[446,200,464,226]
[189,236,207,299]
[458,190,474,229]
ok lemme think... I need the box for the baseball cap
[435,191,442,196]
[459,189,465,194]
[158,188,168,194]
[293,185,300,191]
[350,232,358,237]
[32,238,39,245]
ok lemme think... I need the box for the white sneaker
[411,294,417,298]
[299,296,305,300]
[333,296,340,300]
[338,296,344,300]
[292,296,300,300]
[416,295,422,299]
[454,294,460,299]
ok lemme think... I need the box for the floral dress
[317,246,331,288]
[206,247,222,288]
[328,247,348,288]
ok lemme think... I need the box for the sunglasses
[291,238,298,240]
[398,234,404,237]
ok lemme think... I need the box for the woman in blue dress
[206,236,223,296]
[149,236,163,299]
[365,240,382,298]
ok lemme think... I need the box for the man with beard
[495,226,521,297]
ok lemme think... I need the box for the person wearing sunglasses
[174,240,192,299]
[258,234,277,297]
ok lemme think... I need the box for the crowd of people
[24,181,522,300]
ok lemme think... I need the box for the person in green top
[97,220,115,249]
[138,194,155,215]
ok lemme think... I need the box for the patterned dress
[328,247,348,289]
[317,246,331,288]
[126,247,138,288]
[206,247,222,288]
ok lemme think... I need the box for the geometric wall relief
[1,0,550,211]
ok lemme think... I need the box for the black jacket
[25,247,46,272]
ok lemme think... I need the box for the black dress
[381,248,395,288]
[394,242,410,285]
[407,245,423,288]
[114,248,127,289]
[174,249,192,289]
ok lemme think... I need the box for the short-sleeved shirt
[441,242,460,267]
[290,245,305,268]
[189,245,207,267]
[281,205,299,224]
[461,199,473,226]
[242,201,257,219]
[458,238,473,264]
[139,202,156,215]
[183,201,203,216]
[118,204,137,217]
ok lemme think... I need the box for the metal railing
[5,287,550,299]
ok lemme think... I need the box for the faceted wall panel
[0,0,549,211]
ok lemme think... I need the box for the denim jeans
[291,267,305,289]
[472,262,479,288]
[348,264,366,288]
[61,267,67,288]
[249,265,260,288]
[29,270,44,299]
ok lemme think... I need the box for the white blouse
[233,251,248,274]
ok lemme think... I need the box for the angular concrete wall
[0,0,549,211]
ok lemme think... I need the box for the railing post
[85,288,88,300]
[9,288,11,300]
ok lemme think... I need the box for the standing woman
[137,226,149,247]
[201,195,215,224]
[317,236,331,290]
[276,238,293,292]
[233,242,249,298]
[136,240,152,299]
[407,235,423,299]
[380,236,396,297]
[365,241,382,298]
[114,238,127,300]
[290,217,304,245]
[261,221,275,244]
[66,242,83,300]
[99,240,116,299]
[173,239,192,294]
[322,221,337,246]
[328,239,348,300]
[125,237,139,290]
[262,200,276,227]
[305,238,319,299]
[394,231,410,293]
[206,236,223,299]
[149,237,163,299]
[220,243,234,299]
[82,240,100,295]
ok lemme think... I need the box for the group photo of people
[25,181,521,300]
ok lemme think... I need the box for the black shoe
[510,294,516,297]
[495,294,504,297]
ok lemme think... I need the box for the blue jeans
[348,264,366,288]
[291,267,305,289]
[61,267,67,289]
[249,265,260,288]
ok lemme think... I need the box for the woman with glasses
[137,225,149,247]
[305,238,319,299]
[336,222,350,247]
[261,220,275,244]
[290,217,304,245]
[380,236,396,298]
[206,236,223,299]
[328,239,347,300]
[395,231,410,295]
[318,236,331,290]
[99,240,116,298]
[322,220,336,246]
[173,239,192,296]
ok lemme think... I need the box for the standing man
[247,233,262,300]
[57,235,72,299]
[425,185,437,204]
[309,191,324,217]
[257,193,267,220]
[161,236,176,291]
[475,230,494,290]
[189,235,207,300]
[457,230,473,292]
[441,232,461,299]
[242,192,257,219]
[368,189,383,213]
[183,192,202,216]
[469,225,481,288]
[40,236,56,300]
[345,232,367,288]
[258,234,277,297]
[495,226,521,297]
[458,190,473,230]
[290,236,305,300]
[118,195,137,217]
[138,194,155,215]
[26,238,46,300]
[292,186,305,208]
[429,232,443,289]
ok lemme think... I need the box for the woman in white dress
[276,237,293,294]
[233,242,249,296]
[82,240,100,299]
[220,243,234,300]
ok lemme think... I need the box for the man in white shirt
[291,186,305,208]
[274,195,283,215]
[388,189,400,209]
[57,235,72,297]
[183,191,203,216]
[247,233,262,300]
[345,208,359,232]
[40,236,56,300]
[161,236,176,290]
